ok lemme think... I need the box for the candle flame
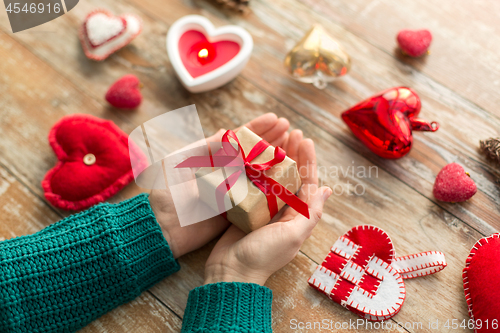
[198,48,209,58]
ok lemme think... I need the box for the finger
[262,118,290,144]
[291,186,332,240]
[298,138,318,186]
[270,131,289,148]
[205,128,226,143]
[283,129,303,162]
[240,113,278,136]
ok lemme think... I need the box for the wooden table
[0,0,498,332]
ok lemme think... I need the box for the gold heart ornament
[284,25,351,89]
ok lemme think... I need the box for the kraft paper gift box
[195,126,302,233]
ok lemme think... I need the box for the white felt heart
[86,13,125,47]
[166,15,253,93]
[79,9,142,61]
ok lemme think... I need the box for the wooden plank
[296,0,500,116]
[0,165,182,332]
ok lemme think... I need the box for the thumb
[292,186,332,238]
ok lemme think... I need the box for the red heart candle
[166,15,253,93]
[178,30,240,78]
[341,87,439,159]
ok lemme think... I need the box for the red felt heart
[463,234,500,333]
[309,225,447,321]
[433,163,477,202]
[178,30,240,78]
[42,114,146,210]
[397,29,432,57]
[105,74,143,109]
[341,87,439,159]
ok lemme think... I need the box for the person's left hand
[149,113,291,258]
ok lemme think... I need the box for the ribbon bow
[175,130,309,220]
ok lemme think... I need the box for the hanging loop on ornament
[410,118,439,132]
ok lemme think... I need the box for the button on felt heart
[166,15,253,93]
[42,114,147,210]
[79,9,142,61]
[341,87,439,159]
[309,225,447,321]
[463,234,500,333]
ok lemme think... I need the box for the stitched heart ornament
[309,225,447,321]
[79,9,142,61]
[42,114,147,210]
[341,87,439,159]
[166,15,253,93]
[463,233,500,333]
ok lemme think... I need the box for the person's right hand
[204,131,332,286]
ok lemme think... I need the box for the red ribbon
[175,130,310,219]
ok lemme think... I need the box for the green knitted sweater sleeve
[0,193,180,333]
[181,282,273,333]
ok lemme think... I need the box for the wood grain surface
[0,0,497,332]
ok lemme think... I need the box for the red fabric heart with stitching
[433,163,477,202]
[463,234,500,333]
[42,114,146,210]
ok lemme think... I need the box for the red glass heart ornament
[42,114,147,210]
[178,30,240,78]
[463,234,500,333]
[341,87,439,159]
[309,225,447,321]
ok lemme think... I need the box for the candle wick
[198,48,209,58]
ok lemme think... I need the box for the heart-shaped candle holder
[341,87,439,159]
[166,15,253,93]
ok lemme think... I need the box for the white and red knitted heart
[308,225,447,321]
[79,9,142,61]
[463,233,500,333]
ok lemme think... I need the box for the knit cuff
[109,193,181,293]
[181,282,273,333]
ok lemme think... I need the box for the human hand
[149,113,292,259]
[204,130,332,285]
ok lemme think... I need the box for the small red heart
[397,29,432,57]
[178,30,240,78]
[463,234,500,333]
[433,163,477,202]
[105,74,142,109]
[42,114,147,210]
[341,87,438,159]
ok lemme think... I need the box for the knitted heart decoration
[79,9,142,61]
[309,225,447,321]
[433,163,477,202]
[463,234,500,333]
[397,29,432,57]
[105,74,143,109]
[42,114,147,210]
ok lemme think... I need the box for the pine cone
[213,0,250,13]
[480,138,500,162]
